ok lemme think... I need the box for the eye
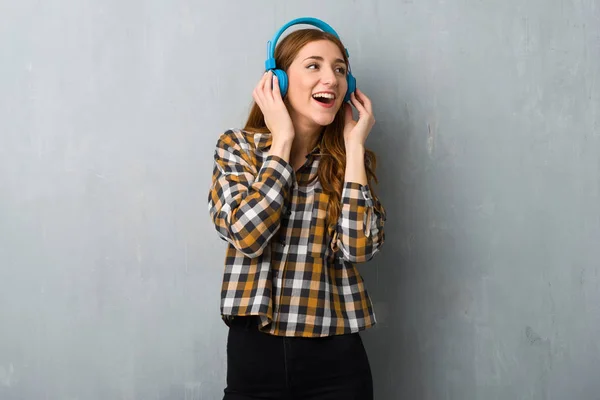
[305,62,346,74]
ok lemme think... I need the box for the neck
[291,121,323,160]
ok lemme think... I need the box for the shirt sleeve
[207,130,294,258]
[334,181,387,263]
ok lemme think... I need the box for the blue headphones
[265,17,356,103]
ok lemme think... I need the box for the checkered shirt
[207,128,386,337]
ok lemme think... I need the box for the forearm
[335,142,386,263]
[208,131,294,258]
[268,137,294,165]
[344,143,367,185]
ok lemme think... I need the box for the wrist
[271,135,294,150]
[273,130,295,142]
[268,136,294,161]
[345,141,365,154]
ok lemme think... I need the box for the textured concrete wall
[1,0,599,398]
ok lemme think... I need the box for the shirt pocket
[308,189,331,260]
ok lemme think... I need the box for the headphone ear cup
[345,73,356,103]
[273,69,288,97]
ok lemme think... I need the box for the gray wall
[1,0,599,399]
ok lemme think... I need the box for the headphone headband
[265,17,349,70]
[264,17,356,102]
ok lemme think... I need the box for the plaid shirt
[207,128,386,337]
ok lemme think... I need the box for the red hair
[244,28,382,233]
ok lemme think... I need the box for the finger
[353,92,373,120]
[353,89,367,106]
[253,88,265,109]
[344,102,354,124]
[253,73,269,105]
[262,71,274,101]
[356,89,373,114]
[253,89,263,109]
[272,75,282,101]
[350,92,367,114]
[256,71,269,90]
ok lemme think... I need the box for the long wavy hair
[243,28,381,233]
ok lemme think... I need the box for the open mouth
[312,92,336,106]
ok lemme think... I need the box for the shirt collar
[254,131,322,157]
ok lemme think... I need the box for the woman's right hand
[252,71,295,141]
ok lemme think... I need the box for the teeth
[312,93,335,99]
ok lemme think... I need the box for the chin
[311,106,341,127]
[312,115,336,127]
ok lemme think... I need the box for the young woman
[208,17,387,400]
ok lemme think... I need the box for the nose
[320,66,338,87]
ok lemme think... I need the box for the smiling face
[285,39,348,134]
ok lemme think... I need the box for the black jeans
[223,316,373,400]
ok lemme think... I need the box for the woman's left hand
[343,88,375,148]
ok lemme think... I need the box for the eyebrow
[303,55,346,64]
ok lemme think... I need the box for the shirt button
[280,239,286,246]
[286,209,292,216]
